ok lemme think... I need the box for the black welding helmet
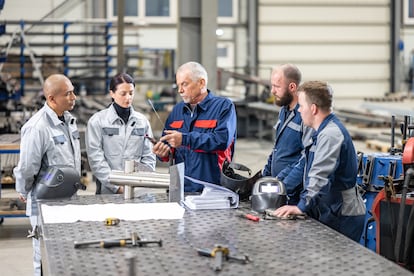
[251,177,287,213]
[34,166,85,200]
[220,160,262,201]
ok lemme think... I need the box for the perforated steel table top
[39,194,413,276]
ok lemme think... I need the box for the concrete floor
[0,95,412,275]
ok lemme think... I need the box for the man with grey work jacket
[14,74,81,276]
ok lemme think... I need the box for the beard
[274,90,293,107]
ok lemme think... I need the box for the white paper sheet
[41,202,185,224]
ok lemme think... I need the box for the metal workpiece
[40,195,413,276]
[108,171,170,188]
[108,171,170,199]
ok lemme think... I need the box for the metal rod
[403,115,409,152]
[117,0,125,73]
[147,99,165,127]
[0,19,135,26]
[394,168,414,262]
[126,254,136,276]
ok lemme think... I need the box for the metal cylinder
[124,186,134,200]
[109,171,170,188]
[125,253,136,276]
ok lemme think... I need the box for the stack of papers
[182,176,239,210]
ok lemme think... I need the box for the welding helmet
[220,160,262,201]
[34,166,85,200]
[251,177,287,213]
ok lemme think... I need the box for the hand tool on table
[235,210,260,222]
[74,232,162,249]
[196,244,250,271]
[104,217,120,226]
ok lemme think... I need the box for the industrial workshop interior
[2,0,414,275]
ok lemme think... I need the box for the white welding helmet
[251,177,287,213]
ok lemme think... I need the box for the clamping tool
[378,175,397,199]
[197,244,250,271]
[362,155,375,188]
[74,232,162,249]
[104,217,120,226]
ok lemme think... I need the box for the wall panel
[258,0,391,98]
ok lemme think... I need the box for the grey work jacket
[14,103,81,216]
[86,104,156,194]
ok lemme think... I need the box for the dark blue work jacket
[162,91,237,192]
[263,104,308,204]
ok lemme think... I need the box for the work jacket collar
[183,90,213,112]
[314,113,335,138]
[44,102,76,126]
[108,103,139,125]
[282,102,299,116]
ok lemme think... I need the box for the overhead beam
[178,0,217,90]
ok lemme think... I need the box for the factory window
[218,0,238,24]
[108,0,177,23]
[112,0,138,17]
[146,0,169,17]
[219,0,233,17]
[404,0,414,25]
[109,0,236,23]
[217,46,228,58]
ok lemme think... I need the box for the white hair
[177,61,208,90]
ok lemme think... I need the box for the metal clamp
[74,232,162,249]
[197,244,250,271]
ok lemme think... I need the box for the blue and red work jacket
[161,91,237,192]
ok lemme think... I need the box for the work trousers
[30,215,41,276]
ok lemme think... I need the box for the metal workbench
[39,194,413,276]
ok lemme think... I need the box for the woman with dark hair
[86,73,156,194]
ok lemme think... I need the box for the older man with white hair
[153,61,237,192]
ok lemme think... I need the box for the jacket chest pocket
[125,128,145,157]
[102,127,121,156]
[102,127,119,136]
[193,119,217,131]
[131,127,145,137]
[49,135,72,164]
[53,134,66,145]
[102,127,120,144]
[72,130,80,140]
